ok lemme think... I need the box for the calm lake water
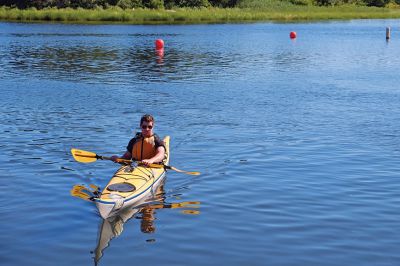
[1,20,400,266]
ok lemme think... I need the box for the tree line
[0,0,236,9]
[0,0,393,10]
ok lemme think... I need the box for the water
[1,20,400,266]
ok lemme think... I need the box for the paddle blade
[89,184,101,193]
[71,188,93,202]
[71,184,99,202]
[71,148,98,163]
[169,166,200,176]
[71,191,93,202]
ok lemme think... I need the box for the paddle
[71,148,131,164]
[71,189,93,202]
[71,148,200,176]
[70,184,100,202]
[71,184,100,200]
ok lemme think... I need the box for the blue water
[1,20,400,266]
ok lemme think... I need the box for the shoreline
[1,6,400,24]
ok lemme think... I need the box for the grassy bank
[1,5,400,24]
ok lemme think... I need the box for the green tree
[364,0,389,6]
[208,0,237,7]
[175,0,210,7]
[142,0,163,8]
[117,0,142,8]
[0,0,28,8]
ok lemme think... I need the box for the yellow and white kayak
[94,136,170,219]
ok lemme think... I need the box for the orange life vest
[131,135,158,161]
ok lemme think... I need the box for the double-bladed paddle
[71,148,200,176]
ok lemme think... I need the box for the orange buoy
[155,39,164,50]
[290,31,297,39]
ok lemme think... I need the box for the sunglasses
[141,125,153,130]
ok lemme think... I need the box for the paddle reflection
[93,181,200,265]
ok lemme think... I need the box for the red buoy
[290,31,297,39]
[155,39,164,50]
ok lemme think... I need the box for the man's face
[141,121,154,137]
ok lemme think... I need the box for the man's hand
[110,155,120,163]
[141,159,155,166]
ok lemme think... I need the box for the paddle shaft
[71,148,200,175]
[101,155,132,164]
[90,154,164,168]
[75,153,165,168]
[74,153,132,164]
[102,157,199,175]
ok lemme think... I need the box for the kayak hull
[95,136,170,219]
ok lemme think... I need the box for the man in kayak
[111,114,166,166]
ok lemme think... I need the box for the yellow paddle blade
[169,166,201,176]
[71,148,98,163]
[71,191,93,202]
[89,184,100,192]
[70,188,93,202]
[71,184,86,191]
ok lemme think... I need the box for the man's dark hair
[140,114,154,125]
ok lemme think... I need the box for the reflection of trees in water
[5,44,235,84]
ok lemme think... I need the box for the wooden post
[386,27,391,40]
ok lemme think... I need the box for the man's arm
[111,151,132,162]
[141,146,165,165]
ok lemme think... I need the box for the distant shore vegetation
[3,0,400,9]
[1,0,400,23]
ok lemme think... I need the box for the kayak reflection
[93,181,200,265]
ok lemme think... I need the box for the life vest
[131,135,158,161]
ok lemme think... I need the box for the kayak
[94,136,170,219]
